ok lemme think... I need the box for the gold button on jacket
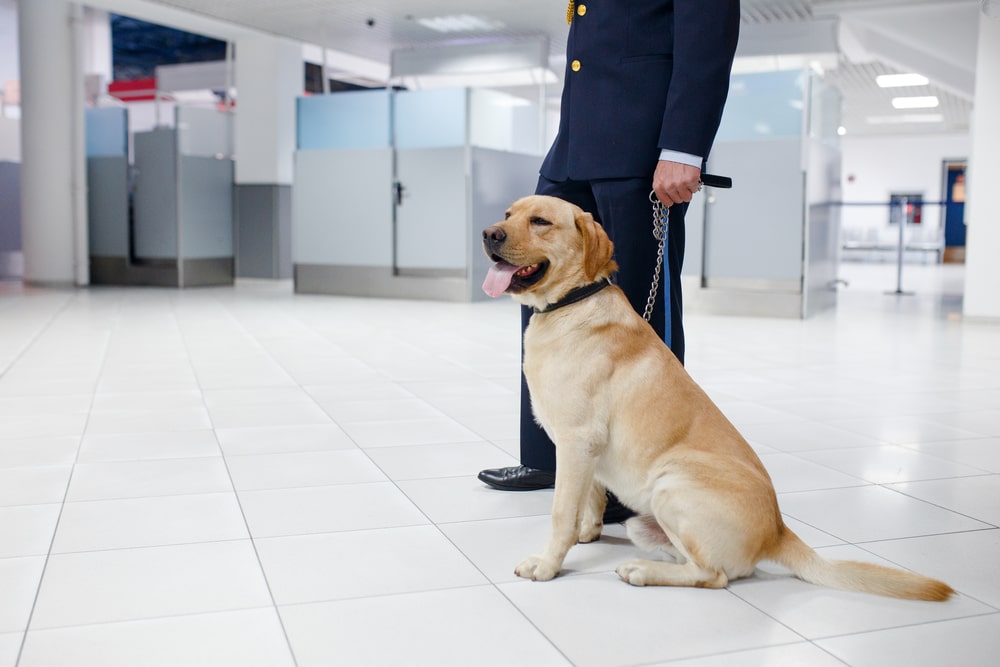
[577,4,587,16]
[571,59,581,72]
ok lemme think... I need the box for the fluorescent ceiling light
[892,96,939,109]
[417,14,504,33]
[866,113,944,125]
[876,73,929,88]
[730,53,838,74]
[399,67,557,90]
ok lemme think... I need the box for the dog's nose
[483,226,506,245]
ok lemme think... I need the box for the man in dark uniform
[479,1,741,517]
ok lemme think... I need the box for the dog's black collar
[533,278,612,314]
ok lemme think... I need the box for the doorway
[942,160,967,263]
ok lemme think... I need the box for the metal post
[224,41,233,111]
[887,196,914,296]
[388,78,399,276]
[321,47,330,95]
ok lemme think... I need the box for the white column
[232,34,301,278]
[81,8,113,98]
[234,35,301,185]
[17,0,85,285]
[964,13,1000,319]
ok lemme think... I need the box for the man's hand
[653,160,702,206]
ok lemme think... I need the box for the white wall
[18,0,82,285]
[1,0,19,119]
[234,35,301,185]
[840,132,970,248]
[964,13,1000,320]
[0,117,19,161]
[81,8,112,91]
[0,0,18,86]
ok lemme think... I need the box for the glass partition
[297,91,391,150]
[85,107,127,157]
[469,88,542,154]
[715,69,806,142]
[395,88,467,148]
[177,106,231,157]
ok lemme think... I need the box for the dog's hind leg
[618,517,726,588]
[578,481,607,544]
[625,515,684,563]
[616,558,728,588]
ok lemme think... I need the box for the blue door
[944,164,966,249]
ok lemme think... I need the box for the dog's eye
[504,212,511,220]
[530,217,553,226]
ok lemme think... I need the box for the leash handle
[700,173,732,189]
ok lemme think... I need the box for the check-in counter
[292,87,542,301]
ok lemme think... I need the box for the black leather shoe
[478,465,555,491]
[603,493,636,524]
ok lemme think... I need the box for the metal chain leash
[642,191,669,323]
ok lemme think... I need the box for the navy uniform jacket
[541,0,741,182]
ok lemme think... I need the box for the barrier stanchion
[832,200,947,297]
[888,197,914,297]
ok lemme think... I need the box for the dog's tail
[769,527,954,601]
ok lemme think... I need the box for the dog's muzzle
[482,225,506,259]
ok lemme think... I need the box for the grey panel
[682,281,805,319]
[276,186,292,279]
[179,156,233,259]
[0,251,22,279]
[292,148,393,266]
[86,156,129,257]
[133,129,178,260]
[89,256,131,285]
[180,257,233,287]
[705,139,805,284]
[802,135,842,319]
[396,147,468,271]
[469,148,543,301]
[804,202,838,318]
[90,256,178,287]
[295,264,467,301]
[176,106,231,158]
[235,184,292,279]
[682,190,706,279]
[0,161,21,253]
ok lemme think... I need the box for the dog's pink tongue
[483,261,520,298]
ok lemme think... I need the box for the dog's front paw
[616,559,651,586]
[515,555,560,581]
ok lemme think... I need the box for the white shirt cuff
[658,149,703,169]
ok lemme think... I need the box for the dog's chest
[522,317,613,431]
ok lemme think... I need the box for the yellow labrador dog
[482,194,953,601]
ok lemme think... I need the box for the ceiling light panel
[876,73,929,88]
[891,95,940,109]
[417,14,505,33]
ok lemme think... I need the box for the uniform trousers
[519,175,688,472]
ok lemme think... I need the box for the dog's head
[481,195,616,310]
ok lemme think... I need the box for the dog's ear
[575,211,616,281]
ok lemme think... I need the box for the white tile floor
[0,261,998,666]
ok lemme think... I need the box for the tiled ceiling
[132,0,978,136]
[138,0,570,62]
[827,60,972,136]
